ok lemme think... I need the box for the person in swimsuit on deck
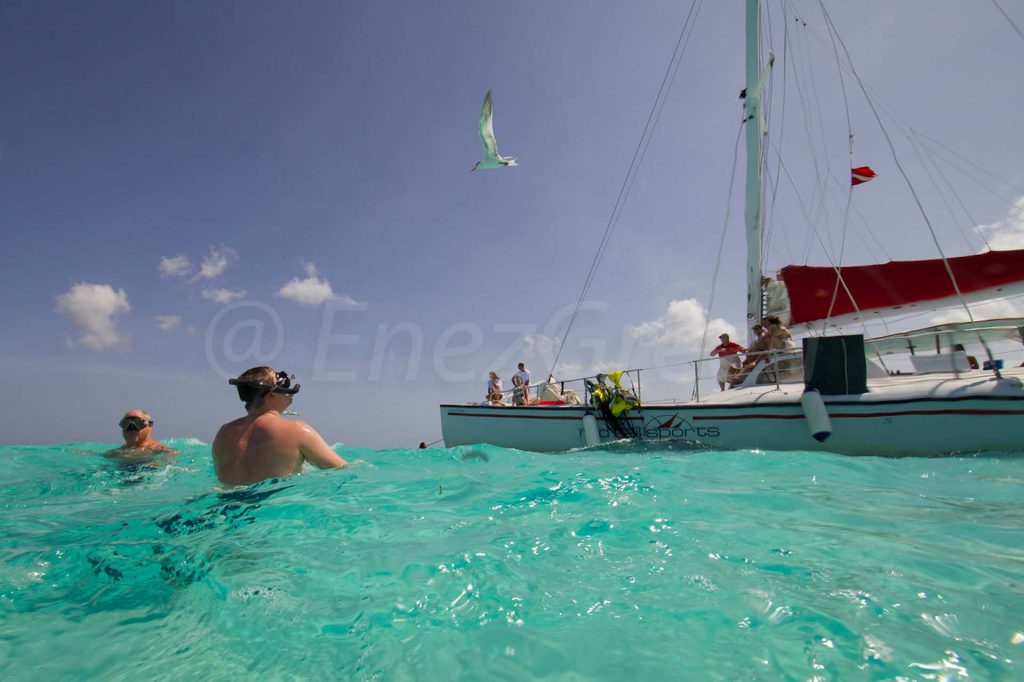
[212,366,348,486]
[764,315,799,379]
[487,371,504,404]
[737,323,771,384]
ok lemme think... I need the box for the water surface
[2,441,1022,679]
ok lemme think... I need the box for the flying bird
[471,90,518,171]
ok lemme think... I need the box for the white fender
[582,413,600,447]
[800,389,832,442]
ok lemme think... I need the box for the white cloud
[977,196,1024,250]
[278,263,358,307]
[193,246,237,281]
[201,287,247,304]
[154,314,182,331]
[522,334,556,357]
[629,298,738,350]
[158,255,191,277]
[55,283,131,350]
[552,361,582,377]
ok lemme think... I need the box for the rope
[547,0,705,378]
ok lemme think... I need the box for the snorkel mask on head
[269,370,300,395]
[229,370,301,405]
[119,416,153,431]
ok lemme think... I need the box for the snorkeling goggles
[119,416,154,431]
[228,370,301,397]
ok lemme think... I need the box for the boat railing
[689,348,805,402]
[485,369,644,406]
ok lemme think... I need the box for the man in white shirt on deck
[513,362,531,405]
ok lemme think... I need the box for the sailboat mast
[743,0,764,337]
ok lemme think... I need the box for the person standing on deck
[513,362,531,405]
[213,366,347,486]
[710,334,746,390]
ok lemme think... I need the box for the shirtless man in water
[106,409,177,463]
[212,366,347,486]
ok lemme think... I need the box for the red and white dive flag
[851,166,877,186]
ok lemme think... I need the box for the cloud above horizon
[277,263,358,307]
[522,333,556,357]
[629,298,737,351]
[193,246,237,281]
[158,255,191,277]
[56,283,131,350]
[154,314,183,331]
[976,196,1024,251]
[201,287,246,304]
[158,246,237,281]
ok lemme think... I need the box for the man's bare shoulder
[218,415,253,431]
[287,419,333,442]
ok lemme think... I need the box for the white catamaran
[440,1,1024,456]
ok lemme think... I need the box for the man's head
[719,333,730,343]
[518,362,525,370]
[752,324,764,334]
[119,409,154,446]
[229,366,301,412]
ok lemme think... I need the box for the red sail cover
[779,249,1024,324]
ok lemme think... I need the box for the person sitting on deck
[952,344,980,370]
[486,371,505,404]
[735,323,771,385]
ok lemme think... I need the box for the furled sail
[778,249,1024,325]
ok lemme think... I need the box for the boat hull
[440,371,1024,456]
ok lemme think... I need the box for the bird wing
[478,90,499,161]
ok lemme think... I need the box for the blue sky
[2,1,1023,448]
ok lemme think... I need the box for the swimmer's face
[120,410,152,445]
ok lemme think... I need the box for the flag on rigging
[851,166,877,186]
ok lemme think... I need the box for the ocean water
[1,441,1022,680]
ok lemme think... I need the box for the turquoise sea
[2,441,1023,680]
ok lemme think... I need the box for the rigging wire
[809,0,894,355]
[762,1,794,269]
[816,2,973,318]
[819,2,857,324]
[693,121,746,398]
[904,134,988,252]
[817,1,1003,375]
[788,8,1022,248]
[990,0,1024,44]
[912,131,1024,202]
[546,0,705,379]
[785,11,831,263]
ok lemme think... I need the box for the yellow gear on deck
[605,370,641,416]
